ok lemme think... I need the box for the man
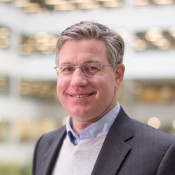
[33,21,175,175]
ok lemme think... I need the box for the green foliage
[0,164,31,175]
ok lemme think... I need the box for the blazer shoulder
[133,117,174,138]
[118,107,175,146]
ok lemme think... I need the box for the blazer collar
[91,107,134,175]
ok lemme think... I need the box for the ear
[114,64,125,87]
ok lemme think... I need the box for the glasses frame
[54,63,116,76]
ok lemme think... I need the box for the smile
[74,94,89,98]
[69,92,95,99]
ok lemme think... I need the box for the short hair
[56,21,124,68]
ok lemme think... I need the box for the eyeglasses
[54,63,114,76]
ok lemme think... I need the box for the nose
[70,68,88,87]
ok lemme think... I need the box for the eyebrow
[85,60,101,64]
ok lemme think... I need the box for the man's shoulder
[132,117,174,138]
[127,116,175,149]
[117,107,175,145]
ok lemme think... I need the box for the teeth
[74,94,89,98]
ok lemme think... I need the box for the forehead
[60,39,107,52]
[58,39,109,64]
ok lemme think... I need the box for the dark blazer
[33,107,175,175]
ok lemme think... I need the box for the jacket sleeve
[156,142,175,175]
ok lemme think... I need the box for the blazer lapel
[91,107,133,175]
[40,127,66,175]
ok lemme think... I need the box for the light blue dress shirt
[66,102,120,145]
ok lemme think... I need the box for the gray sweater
[52,134,107,175]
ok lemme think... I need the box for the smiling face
[56,39,124,129]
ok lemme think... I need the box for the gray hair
[56,21,124,68]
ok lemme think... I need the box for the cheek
[105,78,117,96]
[100,73,116,86]
[96,76,116,94]
[56,77,67,97]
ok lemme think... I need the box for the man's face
[56,39,124,124]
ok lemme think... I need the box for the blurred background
[0,0,175,174]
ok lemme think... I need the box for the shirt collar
[66,102,120,145]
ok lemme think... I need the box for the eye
[83,64,101,73]
[61,65,75,73]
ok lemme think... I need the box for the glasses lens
[82,64,101,74]
[60,65,75,74]
[56,63,109,76]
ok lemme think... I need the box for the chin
[69,109,90,118]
